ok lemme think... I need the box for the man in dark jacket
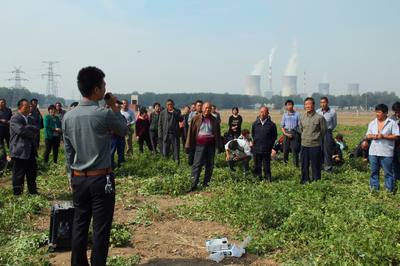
[10,99,40,195]
[29,98,43,148]
[0,98,12,170]
[158,99,181,162]
[186,102,223,191]
[251,106,277,181]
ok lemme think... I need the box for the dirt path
[49,194,277,265]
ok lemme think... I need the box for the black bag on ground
[48,201,74,251]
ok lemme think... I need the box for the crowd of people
[2,66,399,265]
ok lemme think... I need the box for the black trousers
[12,154,37,195]
[71,174,116,266]
[138,134,153,153]
[149,130,160,153]
[43,137,61,163]
[282,132,300,167]
[301,146,322,184]
[191,144,215,190]
[254,153,271,180]
[228,156,251,172]
[322,129,335,171]
[162,133,180,162]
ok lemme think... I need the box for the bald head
[203,102,212,117]
[259,106,269,120]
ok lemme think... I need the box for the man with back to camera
[63,66,128,266]
[366,104,399,192]
[317,97,337,172]
[299,97,327,184]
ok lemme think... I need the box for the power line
[7,66,28,89]
[42,61,60,97]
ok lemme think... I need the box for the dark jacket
[185,114,223,151]
[251,116,277,154]
[0,107,12,139]
[10,113,39,159]
[136,117,150,137]
[158,108,182,141]
[29,108,44,129]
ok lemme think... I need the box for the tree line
[0,87,65,108]
[1,87,398,110]
[114,91,400,110]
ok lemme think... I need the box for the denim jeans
[369,155,394,192]
[111,136,125,169]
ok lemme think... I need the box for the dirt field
[219,109,375,126]
[48,194,276,266]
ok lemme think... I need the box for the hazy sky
[0,0,399,99]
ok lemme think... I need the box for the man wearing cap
[63,66,128,266]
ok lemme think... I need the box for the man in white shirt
[120,99,136,155]
[366,104,400,192]
[225,139,252,175]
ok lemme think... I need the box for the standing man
[391,102,400,181]
[158,99,181,162]
[55,102,67,121]
[188,100,203,122]
[10,99,40,195]
[299,97,327,184]
[186,102,222,191]
[0,99,12,169]
[317,97,337,172]
[366,104,399,192]
[63,67,128,265]
[29,98,44,148]
[281,99,301,167]
[149,102,161,153]
[211,105,221,124]
[251,106,277,181]
[187,100,203,165]
[120,99,136,156]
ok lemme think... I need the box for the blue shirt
[366,118,400,157]
[281,111,300,131]
[316,108,337,130]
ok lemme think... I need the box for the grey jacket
[10,113,39,159]
[299,111,327,147]
[158,108,182,142]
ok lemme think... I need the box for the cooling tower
[318,83,330,95]
[245,75,261,96]
[348,83,360,95]
[282,75,297,97]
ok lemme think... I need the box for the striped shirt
[281,111,300,131]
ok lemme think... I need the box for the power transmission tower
[42,61,60,97]
[8,66,28,89]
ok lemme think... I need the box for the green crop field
[1,122,399,265]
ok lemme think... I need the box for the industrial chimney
[282,75,297,97]
[245,75,261,96]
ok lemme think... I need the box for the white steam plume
[251,59,265,76]
[285,41,298,76]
